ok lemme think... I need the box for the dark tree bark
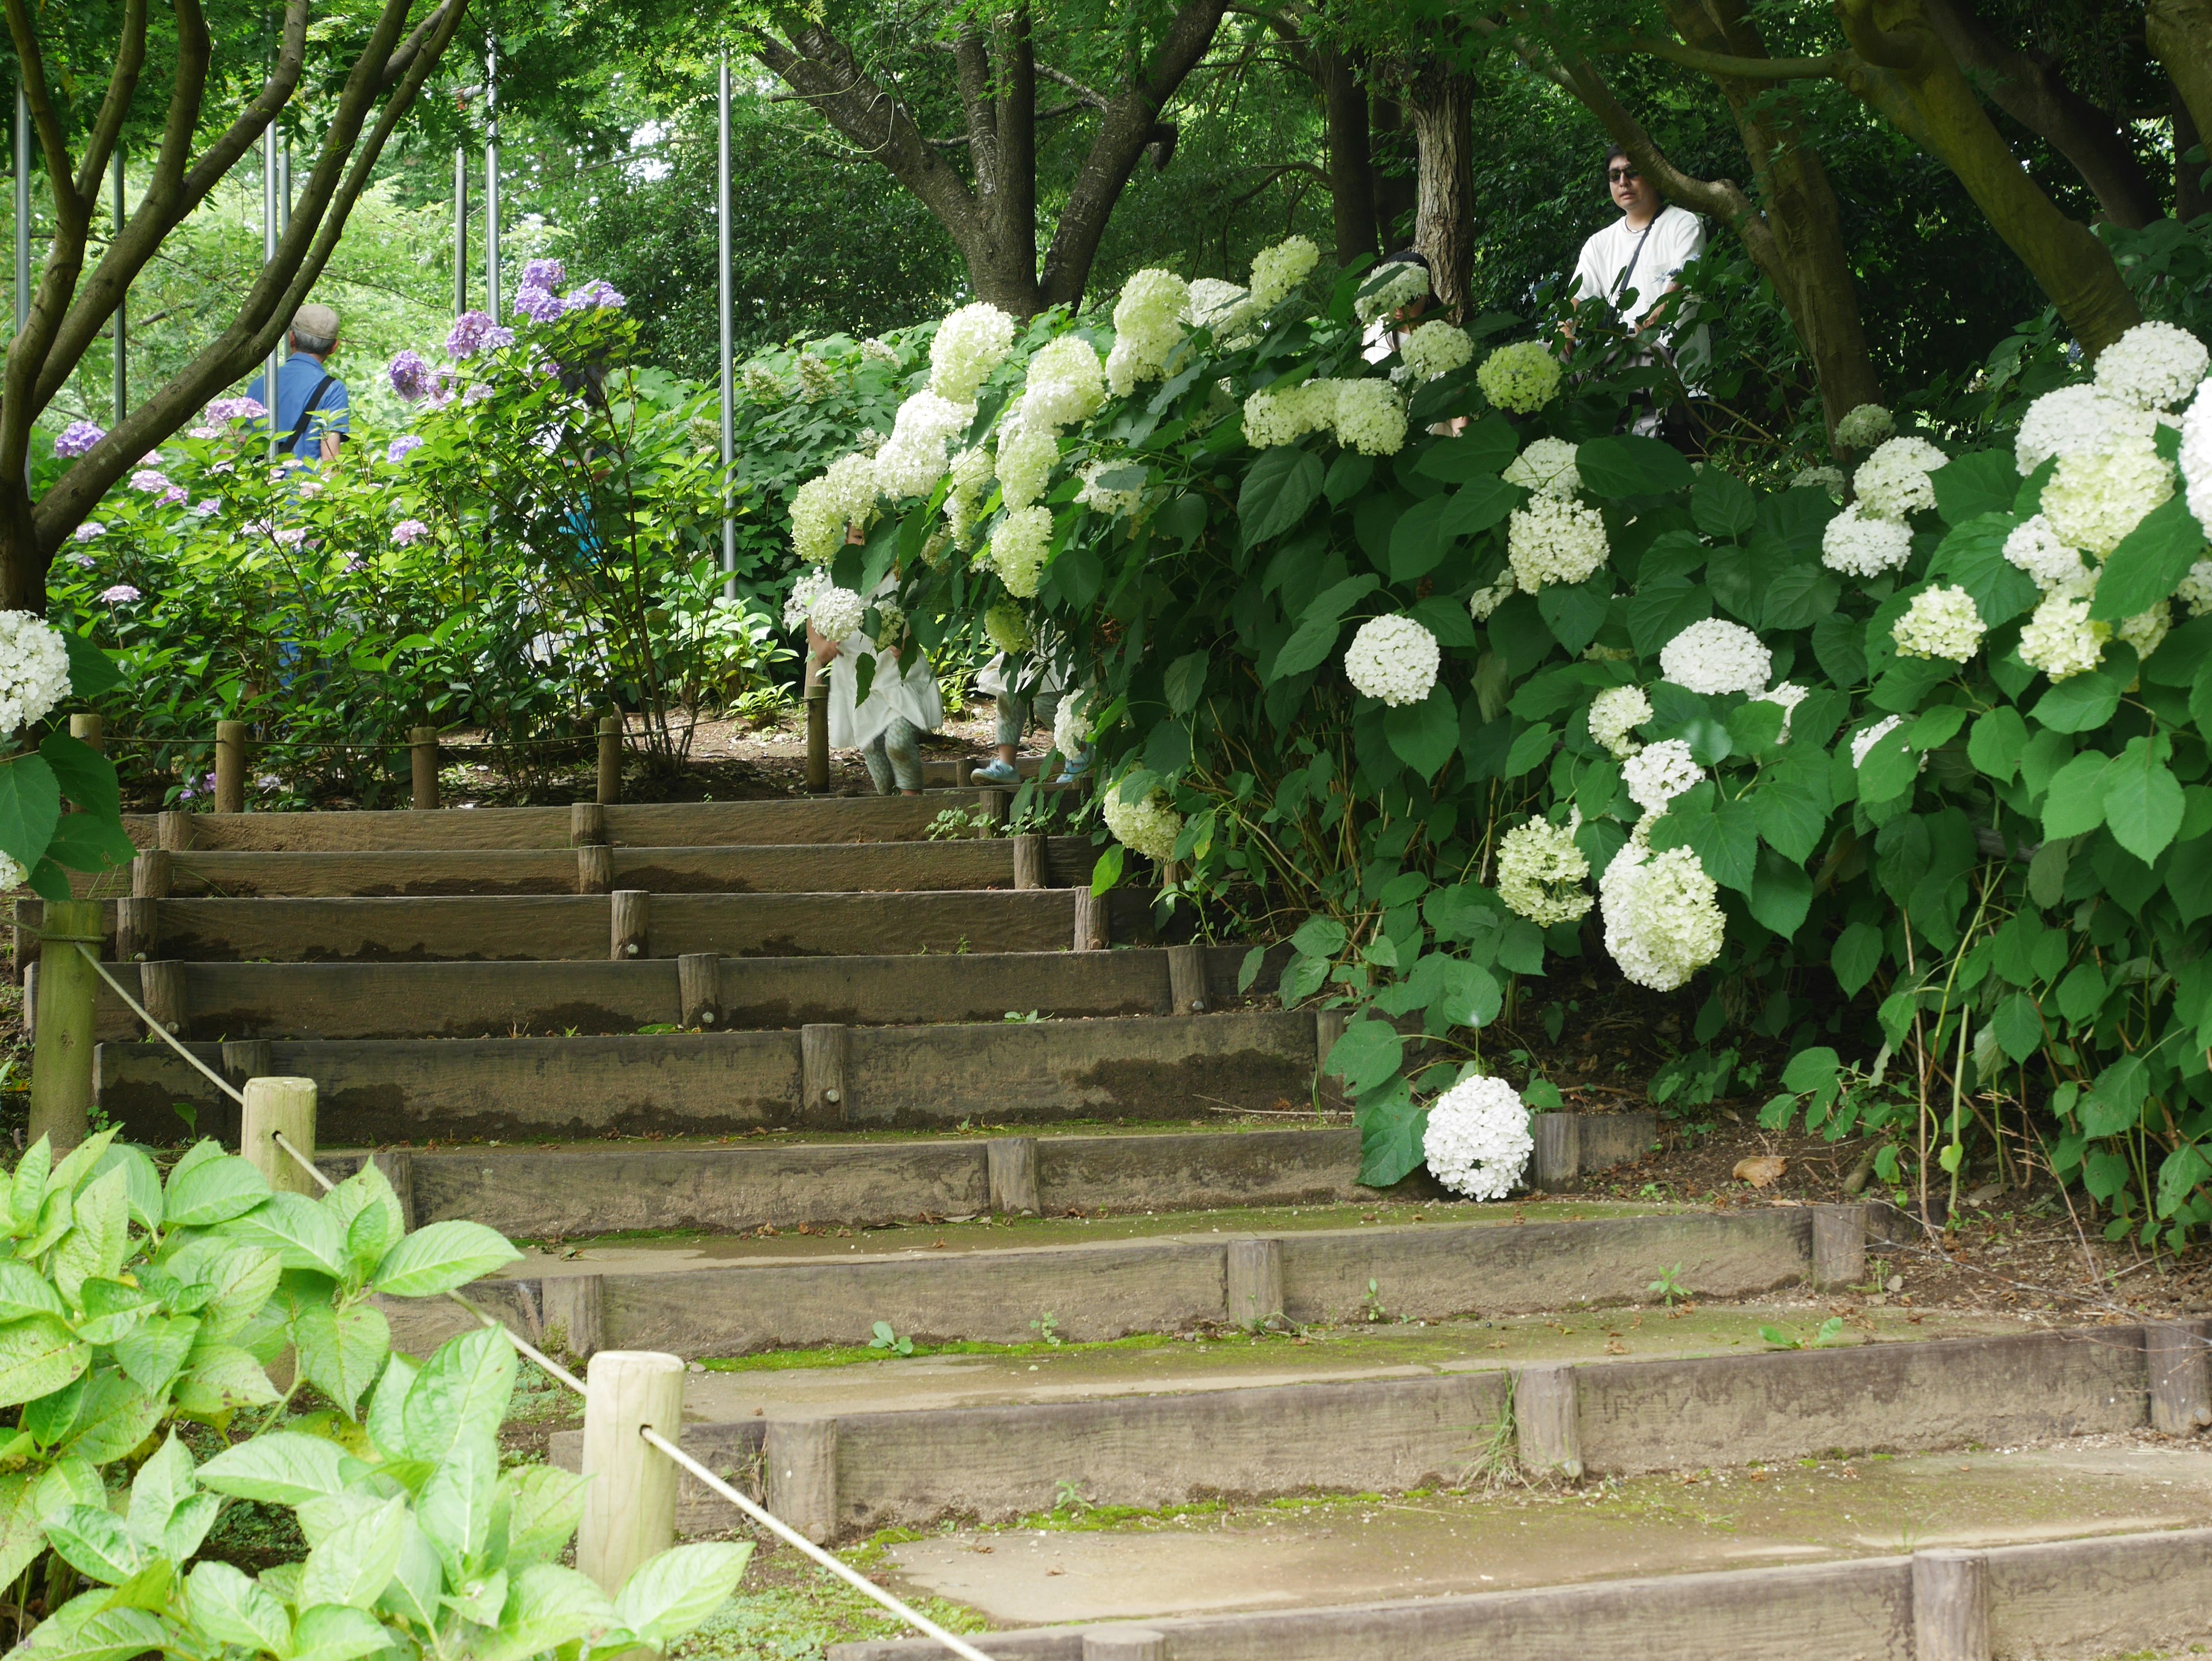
[1316,47,1378,266]
[2149,0,2212,155]
[3,0,469,609]
[749,1,1229,316]
[2179,86,2211,220]
[1369,92,1417,250]
[1402,65,1475,317]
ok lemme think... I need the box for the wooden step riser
[540,1322,2181,1543]
[97,1011,1321,1144]
[44,888,1152,964]
[489,1205,1832,1358]
[825,1529,2212,1661]
[89,945,1282,1042]
[316,1115,1657,1236]
[94,838,1094,900]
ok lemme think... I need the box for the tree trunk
[1403,66,1474,317]
[1317,48,1378,266]
[0,477,41,614]
[2149,0,2212,157]
[1369,93,1416,250]
[2178,85,2211,220]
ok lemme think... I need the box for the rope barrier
[70,943,245,1106]
[259,1131,988,1660]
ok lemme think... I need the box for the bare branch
[1606,34,1850,81]
[1035,60,1112,109]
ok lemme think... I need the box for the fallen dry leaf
[1733,1155,1787,1187]
[1604,1339,1627,1355]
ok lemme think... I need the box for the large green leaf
[198,1432,349,1505]
[1354,1077,1426,1187]
[614,1542,755,1648]
[0,756,61,871]
[1930,451,2018,525]
[1438,475,1517,538]
[399,1323,516,1467]
[1649,793,1759,893]
[296,1302,392,1420]
[1761,563,1840,631]
[59,631,123,698]
[0,1316,87,1409]
[1384,689,1460,781]
[2041,751,2112,839]
[1578,434,1696,497]
[371,1221,521,1301]
[1270,576,1379,679]
[1748,847,1812,934]
[2088,493,2200,620]
[1387,494,1453,581]
[1691,466,1756,540]
[1625,579,1711,659]
[2103,746,2185,864]
[1325,1017,1404,1095]
[1753,776,1829,862]
[186,1561,293,1655]
[1535,574,1610,656]
[1237,447,1325,544]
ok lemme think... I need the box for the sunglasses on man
[1608,165,1640,184]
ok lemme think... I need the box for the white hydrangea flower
[1354,260,1433,326]
[1659,618,1771,695]
[1853,435,1946,519]
[1756,681,1810,742]
[1497,817,1593,927]
[2003,515,2093,592]
[1588,685,1652,759]
[1107,268,1190,396]
[1343,615,1440,706]
[2040,430,2173,554]
[1400,320,1474,381]
[997,423,1059,512]
[2121,599,2172,661]
[1850,713,1904,769]
[1053,692,1092,755]
[789,451,879,563]
[872,391,975,500]
[1421,1074,1535,1201]
[990,505,1054,599]
[984,600,1032,655]
[0,612,72,735]
[2014,383,2153,476]
[1507,494,1608,592]
[2094,320,2209,411]
[2180,378,2212,538]
[1476,342,1563,414]
[944,445,996,546]
[782,567,830,633]
[930,301,1018,403]
[2176,558,2212,616]
[1077,460,1144,517]
[1820,502,1914,577]
[1835,403,1893,451]
[1018,334,1107,433]
[1241,380,1338,448]
[1248,236,1321,311]
[1101,778,1184,861]
[807,585,866,643]
[2017,585,2111,681]
[1333,380,1407,456]
[1503,437,1580,498]
[1622,737,1702,815]
[1468,577,1517,622]
[0,850,24,892]
[1189,278,1250,332]
[1584,643,1634,663]
[794,354,839,401]
[1790,464,1845,497]
[1600,842,1726,992]
[1892,584,1986,662]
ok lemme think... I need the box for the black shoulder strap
[285,373,337,455]
[1613,215,1662,308]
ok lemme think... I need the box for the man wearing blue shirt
[247,302,351,463]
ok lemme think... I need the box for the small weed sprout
[869,1319,915,1357]
[1647,1263,1685,1307]
[1031,1312,1062,1346]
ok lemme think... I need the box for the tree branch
[1607,34,1851,81]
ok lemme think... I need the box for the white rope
[71,942,245,1105]
[267,1138,974,1655]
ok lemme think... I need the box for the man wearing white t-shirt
[1569,147,1711,449]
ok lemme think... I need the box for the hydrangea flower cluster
[1101,779,1185,862]
[2015,383,2152,476]
[390,519,430,547]
[1834,403,1893,451]
[1623,738,1702,816]
[1506,494,1607,592]
[1467,577,1516,622]
[520,258,566,290]
[1241,379,1406,456]
[1821,502,1914,577]
[944,446,996,546]
[2040,429,2172,554]
[1892,584,1986,661]
[1852,436,1946,519]
[984,601,1032,655]
[1497,816,1593,927]
[1247,236,1320,312]
[1054,692,1092,756]
[1106,269,1190,396]
[1588,685,1651,758]
[1188,278,1249,332]
[1332,380,1408,456]
[2002,515,2092,591]
[874,391,976,500]
[989,505,1054,598]
[2177,559,2212,616]
[446,310,514,358]
[870,598,907,651]
[1077,461,1143,517]
[1354,261,1431,327]
[807,584,868,643]
[1850,715,1915,771]
[789,452,879,563]
[2183,385,2212,536]
[128,468,171,494]
[1343,615,1440,706]
[2093,320,2209,411]
[514,285,567,324]
[1757,681,1810,741]
[73,523,104,543]
[386,435,425,465]
[1399,320,1473,381]
[1790,464,1845,497]
[1659,618,1771,695]
[1421,1074,1534,1201]
[563,279,624,310]
[1600,842,1726,991]
[1017,335,1107,432]
[1476,342,1562,413]
[0,612,71,735]
[54,421,105,458]
[2121,599,2172,660]
[203,398,266,425]
[2018,588,2112,682]
[996,423,1059,512]
[99,584,139,604]
[1503,437,1580,499]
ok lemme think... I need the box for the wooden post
[221,1040,273,1092]
[1012,833,1044,891]
[1315,1008,1347,1110]
[803,665,829,793]
[10,896,33,981]
[576,846,613,896]
[679,954,721,1028]
[1166,943,1207,1013]
[596,716,623,805]
[1812,1204,1867,1291]
[131,850,170,899]
[2146,1321,2212,1433]
[1514,1363,1582,1480]
[409,727,440,811]
[1073,887,1108,951]
[763,1418,838,1544]
[156,809,191,850]
[67,713,103,753]
[570,802,608,847]
[976,786,1009,831]
[577,1350,687,1595]
[542,1274,605,1360]
[1082,1630,1166,1661]
[801,1023,847,1125]
[240,1077,319,1197]
[113,898,157,963]
[1911,1549,1990,1661]
[955,756,976,788]
[1158,858,1186,889]
[139,962,187,1036]
[26,901,101,1152]
[1225,1237,1283,1327]
[610,891,649,960]
[986,1136,1039,1215]
[214,720,248,814]
[1533,1113,1580,1189]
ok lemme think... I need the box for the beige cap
[291,302,340,340]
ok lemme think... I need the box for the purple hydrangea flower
[463,381,495,405]
[128,468,172,494]
[99,584,141,603]
[55,421,105,458]
[391,519,430,547]
[388,350,436,402]
[446,311,515,359]
[563,279,625,310]
[514,285,567,324]
[256,774,283,791]
[204,397,266,424]
[520,257,567,292]
[73,523,104,543]
[188,425,221,441]
[191,500,219,517]
[297,480,324,500]
[386,434,425,464]
[158,486,188,507]
[272,527,307,547]
[67,553,96,569]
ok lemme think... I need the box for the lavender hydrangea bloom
[55,421,105,458]
[128,469,172,494]
[520,257,567,291]
[446,311,515,359]
[514,285,567,324]
[388,350,436,402]
[391,519,430,547]
[67,553,96,569]
[386,434,425,464]
[99,584,140,603]
[157,487,188,506]
[563,279,625,310]
[191,500,219,517]
[204,397,266,424]
[72,523,104,543]
[463,381,495,404]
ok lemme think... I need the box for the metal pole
[484,41,500,320]
[111,149,125,423]
[264,124,280,461]
[279,140,291,237]
[453,146,468,317]
[718,52,736,602]
[14,86,29,335]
